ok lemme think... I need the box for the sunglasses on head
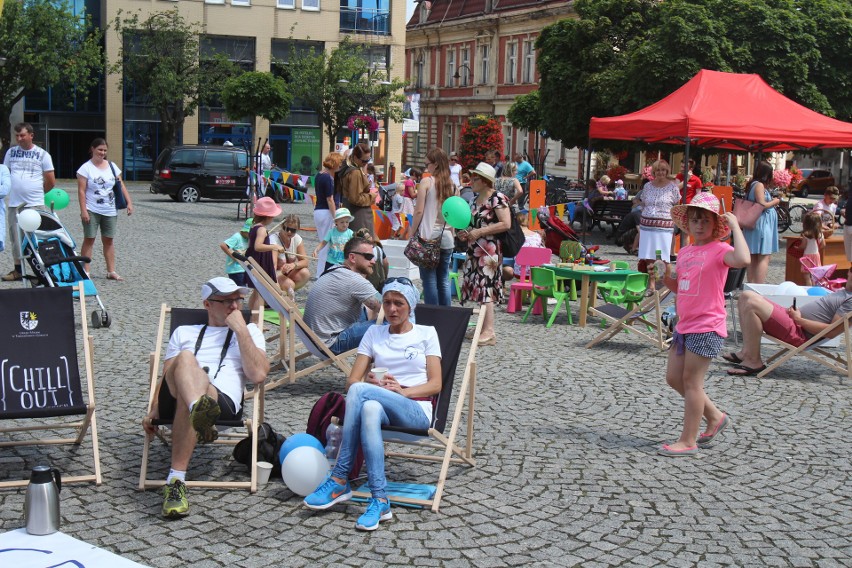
[351,250,375,261]
[385,276,414,287]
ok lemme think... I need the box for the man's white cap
[202,277,250,300]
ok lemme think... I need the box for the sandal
[106,272,125,282]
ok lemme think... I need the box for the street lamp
[453,63,472,86]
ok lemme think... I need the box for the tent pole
[726,154,732,187]
[679,139,691,249]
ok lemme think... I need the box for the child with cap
[652,193,749,457]
[220,217,252,286]
[246,196,284,309]
[613,179,628,200]
[315,207,354,273]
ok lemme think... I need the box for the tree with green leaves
[536,0,850,149]
[109,8,237,147]
[0,0,103,149]
[281,37,407,152]
[221,72,293,126]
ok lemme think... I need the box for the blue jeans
[330,310,375,354]
[419,249,453,306]
[332,382,431,500]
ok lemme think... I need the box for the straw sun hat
[670,192,729,241]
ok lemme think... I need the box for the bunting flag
[309,175,316,188]
[556,204,565,219]
[299,175,309,187]
[567,202,576,222]
[406,214,413,225]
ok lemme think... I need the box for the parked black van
[150,145,249,202]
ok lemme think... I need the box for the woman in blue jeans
[304,278,441,531]
[411,147,456,305]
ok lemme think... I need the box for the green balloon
[45,188,70,211]
[442,196,471,229]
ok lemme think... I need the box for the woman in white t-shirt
[76,138,134,281]
[269,213,311,298]
[303,278,442,531]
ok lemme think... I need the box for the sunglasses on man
[350,251,375,261]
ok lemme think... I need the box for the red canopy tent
[589,69,852,152]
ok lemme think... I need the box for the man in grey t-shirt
[724,270,852,376]
[303,237,381,354]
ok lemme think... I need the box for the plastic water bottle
[652,249,666,289]
[325,417,342,465]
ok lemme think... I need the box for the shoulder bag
[404,215,444,269]
[109,162,128,210]
[732,183,764,230]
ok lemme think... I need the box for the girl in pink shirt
[651,193,750,457]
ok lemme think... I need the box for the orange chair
[506,246,553,314]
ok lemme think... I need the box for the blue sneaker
[355,498,392,531]
[303,475,352,510]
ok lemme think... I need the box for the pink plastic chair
[507,246,553,314]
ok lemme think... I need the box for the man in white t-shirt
[3,122,55,281]
[449,152,462,190]
[143,277,268,518]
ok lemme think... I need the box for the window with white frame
[446,49,456,87]
[444,123,454,152]
[505,41,517,85]
[277,0,295,8]
[302,0,319,9]
[206,0,225,4]
[460,46,470,87]
[478,44,489,85]
[522,39,535,83]
[232,0,250,5]
[504,127,513,159]
[520,129,529,157]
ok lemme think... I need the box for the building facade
[21,0,406,181]
[403,0,580,177]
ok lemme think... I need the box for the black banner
[0,287,85,419]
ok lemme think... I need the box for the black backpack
[500,213,525,258]
[232,422,286,477]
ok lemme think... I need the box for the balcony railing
[340,7,390,35]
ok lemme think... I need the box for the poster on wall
[403,93,420,132]
[291,128,322,179]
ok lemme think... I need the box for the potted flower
[346,114,379,132]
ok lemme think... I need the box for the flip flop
[727,363,767,377]
[697,414,731,445]
[657,443,698,457]
[721,352,743,364]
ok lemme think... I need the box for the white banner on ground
[0,528,150,567]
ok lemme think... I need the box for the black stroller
[18,208,111,328]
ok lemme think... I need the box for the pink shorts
[763,302,808,347]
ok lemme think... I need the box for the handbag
[109,162,127,210]
[404,215,444,269]
[732,183,763,229]
[786,237,806,259]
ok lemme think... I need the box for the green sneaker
[162,479,189,518]
[190,394,220,444]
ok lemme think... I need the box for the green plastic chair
[522,267,573,327]
[607,273,650,311]
[596,261,631,303]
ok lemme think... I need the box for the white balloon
[280,445,330,497]
[776,281,799,295]
[17,209,42,233]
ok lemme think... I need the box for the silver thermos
[24,465,62,535]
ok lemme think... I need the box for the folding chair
[239,256,358,389]
[0,285,102,488]
[351,304,483,512]
[138,306,265,493]
[585,289,674,351]
[756,310,852,381]
[724,267,747,346]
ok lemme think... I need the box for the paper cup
[256,461,273,486]
[371,367,388,383]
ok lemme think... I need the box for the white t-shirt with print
[165,323,266,412]
[357,324,441,420]
[4,144,54,207]
[76,160,121,216]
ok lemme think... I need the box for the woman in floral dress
[458,163,511,347]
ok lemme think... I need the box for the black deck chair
[138,306,265,493]
[0,285,102,488]
[351,303,483,512]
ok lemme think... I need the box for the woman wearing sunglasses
[271,214,311,298]
[304,278,441,531]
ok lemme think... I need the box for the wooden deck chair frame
[351,304,483,512]
[585,288,673,351]
[0,284,102,488]
[239,256,358,389]
[756,311,852,381]
[138,306,265,493]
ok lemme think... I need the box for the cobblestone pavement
[1,182,849,567]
